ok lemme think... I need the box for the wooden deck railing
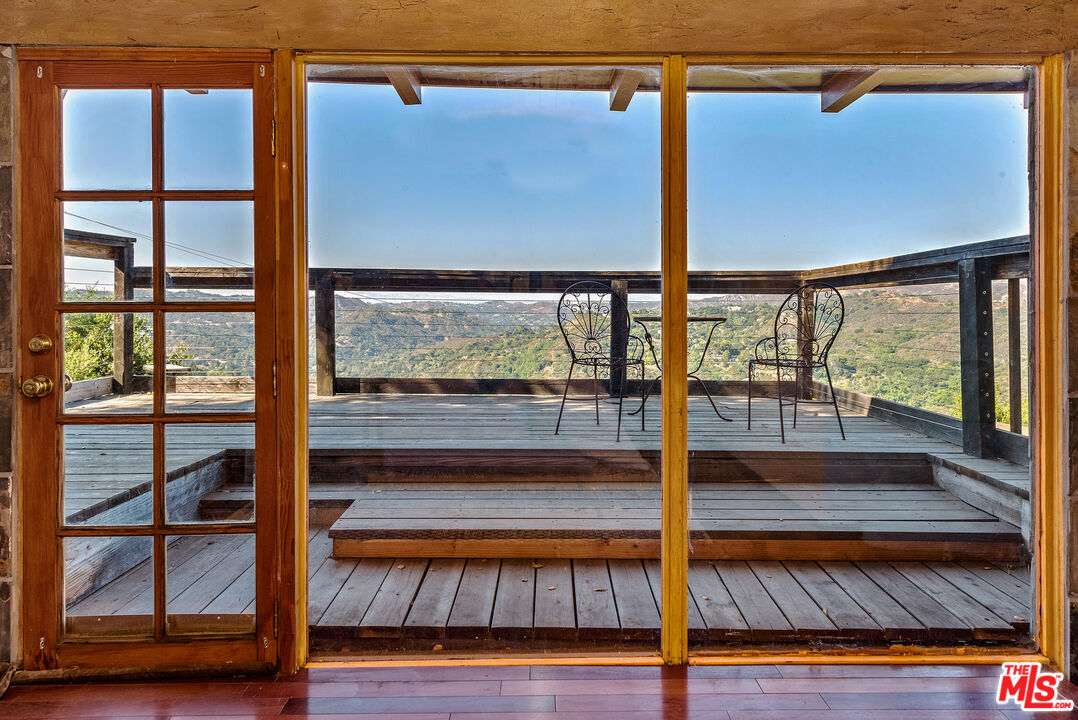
[64,233,1031,462]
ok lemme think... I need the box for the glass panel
[166,423,255,523]
[63,424,153,525]
[62,89,152,191]
[63,201,153,302]
[305,64,662,657]
[685,64,1033,652]
[63,312,153,415]
[164,201,254,302]
[164,311,255,413]
[64,535,153,638]
[166,532,255,635]
[164,88,254,190]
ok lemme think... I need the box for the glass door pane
[304,62,663,657]
[685,63,1033,652]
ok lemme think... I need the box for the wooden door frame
[14,47,1065,674]
[15,47,281,670]
[286,50,1067,671]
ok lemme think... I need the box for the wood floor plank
[491,558,536,640]
[783,562,882,642]
[855,561,969,643]
[168,535,256,615]
[819,561,927,642]
[748,560,836,635]
[446,559,500,639]
[358,558,429,637]
[889,561,1015,641]
[686,561,749,642]
[960,561,1032,603]
[402,558,466,639]
[925,561,1029,631]
[318,558,394,633]
[533,559,576,641]
[714,560,792,641]
[644,559,707,642]
[307,551,360,627]
[573,559,620,640]
[607,560,660,640]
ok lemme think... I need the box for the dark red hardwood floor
[1,662,1075,719]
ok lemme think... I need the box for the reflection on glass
[166,423,255,523]
[63,312,153,415]
[164,89,253,190]
[64,535,153,637]
[305,64,663,655]
[164,311,255,413]
[685,65,1032,651]
[166,532,255,635]
[63,89,152,190]
[63,424,153,525]
[63,201,153,302]
[164,201,254,302]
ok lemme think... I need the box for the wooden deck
[66,528,1031,651]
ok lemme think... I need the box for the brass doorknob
[28,334,53,353]
[20,375,54,398]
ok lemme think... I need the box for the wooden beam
[609,68,644,111]
[314,273,337,396]
[958,257,995,457]
[821,69,886,113]
[383,67,421,105]
[660,53,689,667]
[1007,278,1023,434]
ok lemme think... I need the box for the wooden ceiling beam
[384,67,422,105]
[609,68,644,111]
[820,69,887,112]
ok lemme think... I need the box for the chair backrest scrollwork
[773,282,844,365]
[557,281,627,364]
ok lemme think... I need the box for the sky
[60,70,1031,291]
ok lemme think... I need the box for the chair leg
[792,365,799,429]
[616,365,626,442]
[824,363,846,440]
[640,362,647,431]
[555,361,575,435]
[776,365,786,444]
[592,365,600,425]
[747,361,754,430]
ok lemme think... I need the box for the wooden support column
[958,257,995,457]
[660,54,688,666]
[113,241,135,394]
[1007,277,1023,433]
[796,286,815,400]
[609,279,629,396]
[314,273,336,396]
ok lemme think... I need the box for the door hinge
[271,118,277,157]
[273,602,279,638]
[272,360,278,398]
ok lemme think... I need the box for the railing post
[1007,278,1023,433]
[315,272,337,396]
[958,257,995,457]
[113,243,135,394]
[609,279,629,396]
[796,286,815,400]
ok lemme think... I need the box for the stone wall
[0,45,14,663]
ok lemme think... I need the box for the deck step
[324,482,1026,563]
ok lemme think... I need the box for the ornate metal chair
[748,282,846,443]
[554,281,646,442]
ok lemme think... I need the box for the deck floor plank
[491,558,537,641]
[606,560,660,640]
[533,559,577,641]
[446,559,500,639]
[572,559,620,640]
[402,558,466,639]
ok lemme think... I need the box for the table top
[634,315,727,323]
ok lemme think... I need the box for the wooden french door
[17,52,279,670]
